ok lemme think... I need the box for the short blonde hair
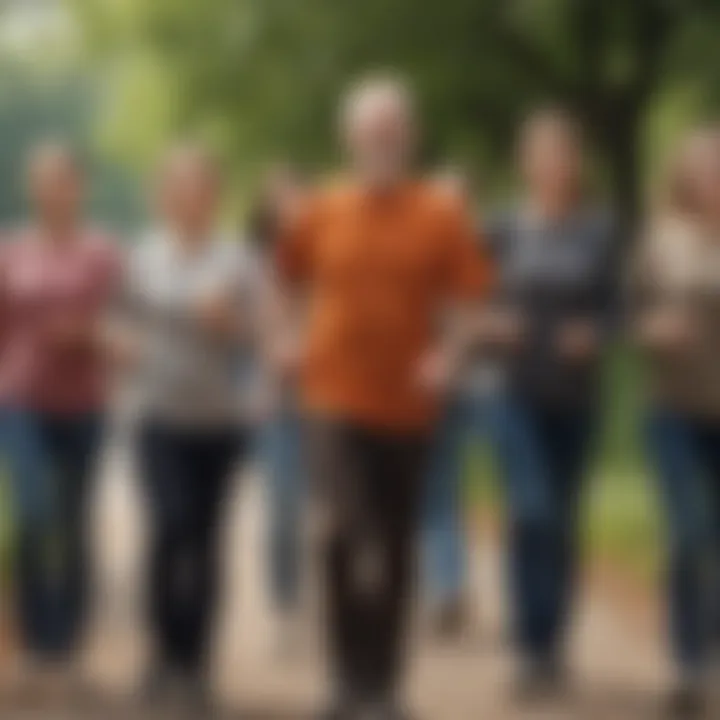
[662,127,720,217]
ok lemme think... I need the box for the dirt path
[11,431,672,719]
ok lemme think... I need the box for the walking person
[0,142,121,694]
[484,109,618,698]
[634,128,720,719]
[422,167,484,637]
[275,76,493,720]
[249,165,310,654]
[115,145,261,714]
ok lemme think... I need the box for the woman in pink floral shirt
[0,142,121,676]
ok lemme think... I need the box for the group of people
[1,72,720,720]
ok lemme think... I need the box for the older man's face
[344,90,415,185]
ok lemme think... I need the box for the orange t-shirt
[276,180,493,432]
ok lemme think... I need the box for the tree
[69,0,720,236]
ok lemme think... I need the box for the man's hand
[414,347,455,395]
[481,307,526,349]
[555,320,599,362]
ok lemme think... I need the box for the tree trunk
[596,106,644,246]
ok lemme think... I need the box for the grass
[468,346,664,584]
[586,347,662,580]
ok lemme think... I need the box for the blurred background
[10,0,720,596]
[5,0,720,636]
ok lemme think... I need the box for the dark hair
[519,106,583,152]
[247,196,280,252]
[247,163,306,252]
[27,139,87,177]
[517,106,587,203]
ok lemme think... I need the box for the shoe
[360,700,411,720]
[512,656,567,705]
[664,684,706,719]
[273,611,305,661]
[431,597,468,640]
[179,673,216,718]
[316,701,358,720]
[136,663,175,709]
[316,687,362,720]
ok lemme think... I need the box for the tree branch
[477,3,574,98]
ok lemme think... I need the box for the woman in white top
[118,144,260,713]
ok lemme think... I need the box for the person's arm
[270,195,320,378]
[631,223,697,353]
[470,211,529,352]
[193,242,260,344]
[555,211,620,362]
[416,200,495,393]
[99,243,145,372]
[0,242,9,359]
[45,237,124,353]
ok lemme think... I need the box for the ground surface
[3,430,672,719]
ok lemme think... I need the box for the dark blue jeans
[488,391,594,663]
[138,421,246,675]
[646,409,720,676]
[0,408,103,659]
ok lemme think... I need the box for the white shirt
[123,228,263,426]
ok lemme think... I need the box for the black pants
[307,417,429,701]
[138,421,245,675]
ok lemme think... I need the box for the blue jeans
[262,405,305,613]
[646,408,720,675]
[0,408,103,659]
[488,391,594,662]
[423,392,486,605]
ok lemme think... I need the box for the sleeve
[482,210,511,259]
[626,222,669,319]
[237,241,266,305]
[99,236,125,302]
[0,242,9,354]
[228,241,267,344]
[111,241,145,321]
[439,200,495,301]
[274,195,321,285]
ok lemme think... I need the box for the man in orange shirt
[275,76,492,720]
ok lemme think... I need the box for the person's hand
[481,308,525,349]
[269,334,303,379]
[638,309,695,352]
[555,320,599,361]
[246,383,277,426]
[194,292,237,339]
[414,347,455,395]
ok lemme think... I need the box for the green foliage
[66,0,720,227]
